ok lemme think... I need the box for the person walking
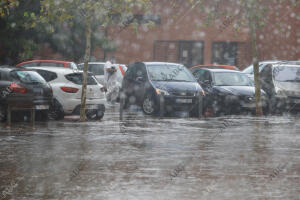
[103,57,120,104]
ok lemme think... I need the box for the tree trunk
[80,17,92,121]
[248,15,263,116]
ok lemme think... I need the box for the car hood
[275,81,300,96]
[151,81,201,92]
[214,86,264,96]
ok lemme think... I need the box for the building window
[153,40,204,68]
[211,42,237,65]
[179,41,204,68]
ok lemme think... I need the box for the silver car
[78,62,127,85]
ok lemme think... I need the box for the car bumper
[273,96,300,111]
[6,96,52,110]
[157,95,202,112]
[60,98,106,114]
[216,95,268,113]
[72,104,105,115]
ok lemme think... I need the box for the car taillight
[60,86,79,93]
[8,82,27,94]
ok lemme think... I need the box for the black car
[191,68,268,115]
[259,63,300,113]
[121,62,204,116]
[0,67,53,121]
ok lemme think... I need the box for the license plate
[176,99,192,103]
[33,88,42,93]
[86,105,98,109]
[35,105,49,110]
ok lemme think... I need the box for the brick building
[28,0,300,69]
[92,0,300,69]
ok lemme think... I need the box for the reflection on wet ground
[0,105,300,200]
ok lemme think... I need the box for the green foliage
[0,0,19,18]
[0,0,45,64]
[38,0,152,62]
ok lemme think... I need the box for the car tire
[0,105,6,122]
[142,95,157,115]
[86,105,105,120]
[96,104,105,120]
[36,110,49,121]
[49,99,64,120]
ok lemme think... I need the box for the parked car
[77,62,127,85]
[26,67,105,120]
[17,60,78,69]
[259,63,300,113]
[241,60,299,80]
[0,67,53,121]
[191,64,238,71]
[121,62,204,116]
[191,68,268,115]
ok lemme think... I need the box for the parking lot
[0,105,300,200]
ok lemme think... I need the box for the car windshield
[147,64,195,82]
[213,72,252,86]
[242,64,265,74]
[273,65,300,82]
[78,64,104,75]
[10,70,47,84]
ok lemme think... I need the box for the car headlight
[155,88,170,96]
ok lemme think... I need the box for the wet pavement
[0,105,300,200]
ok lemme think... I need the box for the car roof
[0,67,15,72]
[191,64,238,70]
[24,66,82,74]
[202,68,243,73]
[17,59,73,67]
[78,62,106,65]
[143,62,184,66]
[271,63,300,67]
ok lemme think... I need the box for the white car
[78,62,127,85]
[26,67,106,120]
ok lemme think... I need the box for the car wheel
[0,105,6,122]
[142,95,157,115]
[96,104,105,120]
[49,99,64,120]
[36,110,49,121]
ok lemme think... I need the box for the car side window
[22,63,39,67]
[36,70,58,82]
[125,64,137,80]
[40,62,65,67]
[89,64,104,75]
[198,70,211,83]
[192,69,204,81]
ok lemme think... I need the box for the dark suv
[121,62,204,116]
[0,67,53,121]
